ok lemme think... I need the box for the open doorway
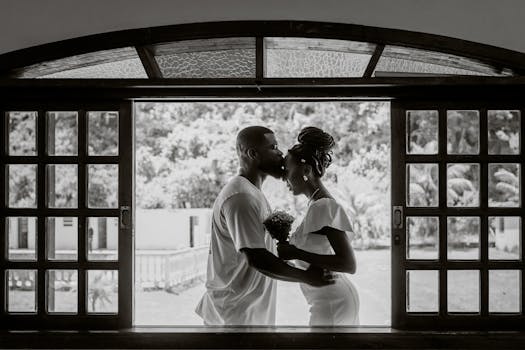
[133,101,391,326]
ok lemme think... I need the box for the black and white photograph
[0,0,524,349]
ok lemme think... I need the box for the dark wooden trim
[0,78,524,101]
[0,21,524,76]
[363,44,385,78]
[135,46,163,79]
[2,329,525,349]
[1,76,525,87]
[390,101,406,328]
[118,100,133,328]
[256,37,264,80]
[0,108,6,324]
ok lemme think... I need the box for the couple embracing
[195,126,359,326]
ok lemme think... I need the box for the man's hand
[303,265,336,287]
[277,242,299,260]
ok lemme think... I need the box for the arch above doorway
[1,21,524,79]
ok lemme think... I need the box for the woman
[278,126,360,326]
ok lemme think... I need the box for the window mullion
[479,107,489,317]
[438,107,447,317]
[78,109,87,317]
[36,108,46,320]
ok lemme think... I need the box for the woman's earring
[303,175,308,182]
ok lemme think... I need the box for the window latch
[393,206,403,229]
[120,206,131,229]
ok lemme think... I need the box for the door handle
[120,206,131,229]
[392,206,403,246]
[393,206,403,229]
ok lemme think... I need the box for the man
[195,126,333,326]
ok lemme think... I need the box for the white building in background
[7,209,212,257]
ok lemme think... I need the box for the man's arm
[241,248,333,286]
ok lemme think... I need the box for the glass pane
[87,270,118,314]
[407,217,439,260]
[7,217,37,261]
[8,164,37,208]
[153,38,255,78]
[407,164,439,207]
[406,110,438,154]
[264,37,375,78]
[447,163,480,207]
[489,217,521,260]
[7,270,37,313]
[406,270,439,312]
[8,111,37,155]
[87,217,119,261]
[12,47,147,79]
[488,110,520,155]
[88,164,118,208]
[88,111,119,156]
[46,270,78,314]
[46,217,78,261]
[447,217,480,260]
[447,110,479,154]
[489,270,521,313]
[375,45,511,77]
[447,270,480,313]
[489,163,521,207]
[47,112,78,156]
[47,164,78,208]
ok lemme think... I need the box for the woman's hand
[277,243,300,260]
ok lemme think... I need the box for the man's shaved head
[236,126,274,153]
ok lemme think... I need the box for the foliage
[135,102,391,248]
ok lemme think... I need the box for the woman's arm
[277,226,356,274]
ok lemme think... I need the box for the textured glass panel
[7,217,37,261]
[46,270,78,314]
[47,112,78,155]
[12,47,147,79]
[489,270,521,313]
[8,164,37,208]
[47,165,78,208]
[488,110,520,155]
[87,217,119,261]
[8,112,37,155]
[7,270,37,313]
[153,38,255,78]
[447,217,480,260]
[406,110,438,154]
[447,163,480,207]
[265,37,375,77]
[407,164,439,207]
[406,270,439,312]
[88,111,119,156]
[87,270,118,314]
[489,164,521,207]
[448,270,480,313]
[88,164,118,208]
[46,217,78,261]
[407,217,439,260]
[447,110,479,154]
[375,45,512,77]
[489,217,521,260]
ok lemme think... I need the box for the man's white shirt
[195,176,277,325]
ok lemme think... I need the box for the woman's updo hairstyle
[288,126,335,177]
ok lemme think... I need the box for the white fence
[135,247,208,291]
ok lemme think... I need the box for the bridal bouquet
[263,210,295,244]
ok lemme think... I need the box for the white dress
[289,198,360,326]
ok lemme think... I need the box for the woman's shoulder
[309,197,343,211]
